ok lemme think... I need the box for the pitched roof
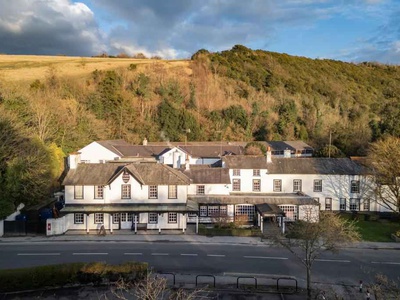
[62,162,190,186]
[115,145,169,158]
[125,163,190,185]
[222,156,369,175]
[182,168,231,184]
[179,145,244,158]
[96,140,131,156]
[268,157,369,175]
[62,163,125,185]
[222,156,270,169]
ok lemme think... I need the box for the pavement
[1,230,400,250]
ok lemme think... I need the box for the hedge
[0,261,148,293]
[199,227,261,237]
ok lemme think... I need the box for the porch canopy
[255,203,285,217]
[61,200,198,214]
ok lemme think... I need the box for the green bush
[0,261,148,293]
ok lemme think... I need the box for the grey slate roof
[62,162,190,186]
[125,163,190,185]
[115,145,169,158]
[62,163,125,185]
[178,145,244,158]
[268,157,369,175]
[223,156,369,175]
[96,140,132,156]
[222,156,270,169]
[182,168,231,184]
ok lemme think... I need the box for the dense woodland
[0,45,399,217]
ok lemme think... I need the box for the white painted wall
[187,183,230,195]
[65,212,183,231]
[46,216,67,236]
[79,142,121,163]
[65,172,188,205]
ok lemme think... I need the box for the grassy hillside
[0,47,399,217]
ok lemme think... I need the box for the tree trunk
[307,266,312,300]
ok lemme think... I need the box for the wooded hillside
[0,46,399,217]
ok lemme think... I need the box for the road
[0,242,399,286]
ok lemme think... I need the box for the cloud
[0,0,104,56]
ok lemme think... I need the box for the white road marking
[180,253,198,256]
[207,254,226,257]
[314,259,351,263]
[371,261,400,265]
[124,253,143,255]
[244,256,288,260]
[17,253,60,256]
[73,253,108,255]
[151,253,169,256]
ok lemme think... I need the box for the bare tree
[109,272,206,300]
[272,209,360,300]
[367,136,400,214]
[370,273,400,300]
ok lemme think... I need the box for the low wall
[46,216,67,236]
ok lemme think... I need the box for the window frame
[279,205,298,222]
[74,185,84,199]
[325,198,332,211]
[340,198,346,211]
[168,185,177,199]
[74,213,84,224]
[149,185,158,199]
[233,169,241,176]
[293,179,302,192]
[313,179,322,192]
[94,185,104,199]
[121,184,131,199]
[148,213,158,224]
[363,199,370,211]
[232,179,241,191]
[196,185,205,195]
[168,212,177,223]
[351,180,360,193]
[252,179,261,192]
[94,213,104,224]
[350,198,360,211]
[253,169,260,176]
[113,213,120,224]
[273,179,282,192]
[235,204,255,222]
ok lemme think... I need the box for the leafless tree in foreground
[108,272,207,300]
[271,208,360,300]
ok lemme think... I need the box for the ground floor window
[74,213,84,224]
[363,199,370,211]
[148,213,158,224]
[168,213,177,223]
[235,204,254,222]
[340,198,346,211]
[350,198,360,211]
[325,198,332,211]
[113,213,120,224]
[279,205,298,221]
[199,205,228,217]
[94,213,104,224]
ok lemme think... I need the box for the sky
[0,0,399,64]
